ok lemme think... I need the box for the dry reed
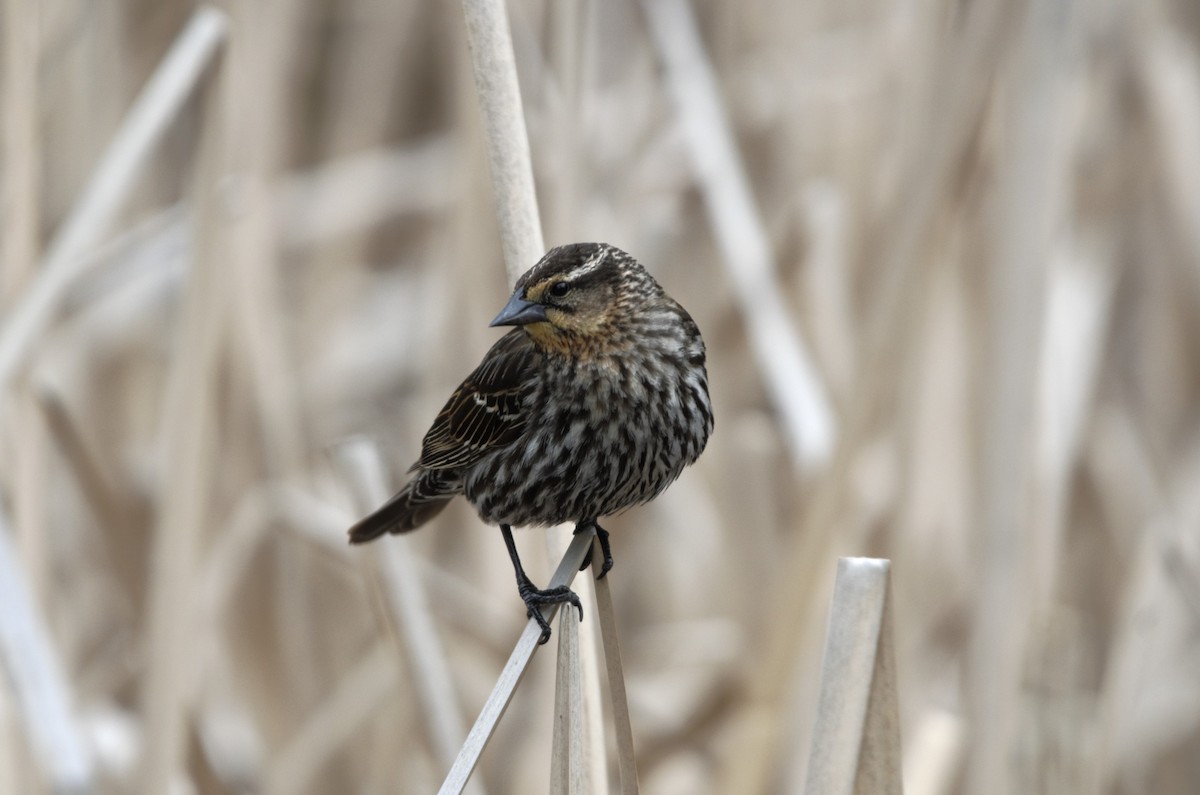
[1,0,1199,793]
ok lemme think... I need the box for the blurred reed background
[2,0,1200,792]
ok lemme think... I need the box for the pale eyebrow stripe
[563,250,608,282]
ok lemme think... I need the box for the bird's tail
[347,470,460,543]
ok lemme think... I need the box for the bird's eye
[548,281,571,298]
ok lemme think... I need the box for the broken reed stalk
[551,600,586,793]
[549,542,642,795]
[438,531,594,795]
[804,558,902,795]
[592,549,640,795]
[421,528,639,794]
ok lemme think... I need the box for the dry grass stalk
[967,1,1076,791]
[0,686,18,792]
[35,387,129,536]
[641,0,834,471]
[335,439,475,785]
[1,0,39,305]
[0,7,229,391]
[460,0,545,285]
[220,0,307,478]
[0,506,93,791]
[138,12,231,791]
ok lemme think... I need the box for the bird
[348,242,713,643]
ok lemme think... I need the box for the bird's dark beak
[490,293,548,327]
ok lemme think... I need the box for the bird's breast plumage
[464,303,712,527]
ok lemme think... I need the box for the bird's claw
[519,582,583,645]
[576,522,614,579]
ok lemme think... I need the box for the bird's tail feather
[347,470,459,543]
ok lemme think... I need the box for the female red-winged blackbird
[348,243,713,643]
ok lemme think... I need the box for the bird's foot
[575,521,614,579]
[518,579,583,645]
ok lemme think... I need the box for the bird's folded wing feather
[415,329,536,470]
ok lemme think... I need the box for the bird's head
[490,243,659,356]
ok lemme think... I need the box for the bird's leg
[500,523,583,645]
[575,519,614,579]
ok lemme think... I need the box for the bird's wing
[415,329,537,471]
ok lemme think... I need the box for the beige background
[2,0,1199,792]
